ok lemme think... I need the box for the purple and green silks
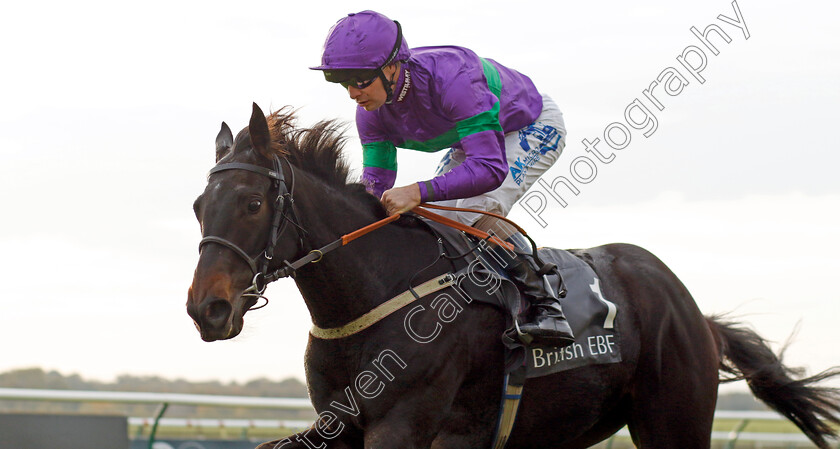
[359,45,542,201]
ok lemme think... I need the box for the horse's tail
[706,316,840,449]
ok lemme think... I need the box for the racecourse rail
[0,388,834,448]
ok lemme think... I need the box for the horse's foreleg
[363,419,436,449]
[363,392,476,449]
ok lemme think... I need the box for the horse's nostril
[202,298,232,328]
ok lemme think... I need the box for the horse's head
[187,103,299,341]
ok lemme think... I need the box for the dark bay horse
[188,104,840,449]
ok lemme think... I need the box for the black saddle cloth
[416,217,622,378]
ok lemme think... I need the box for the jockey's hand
[381,184,421,216]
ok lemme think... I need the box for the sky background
[1,0,838,395]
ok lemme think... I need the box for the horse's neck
[290,175,443,329]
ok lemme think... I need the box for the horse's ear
[249,103,273,159]
[215,122,233,162]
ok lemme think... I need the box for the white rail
[127,417,312,430]
[0,387,316,448]
[0,388,313,410]
[1,388,833,446]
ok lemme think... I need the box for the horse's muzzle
[188,290,241,342]
[201,297,233,335]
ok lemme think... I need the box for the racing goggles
[323,69,380,89]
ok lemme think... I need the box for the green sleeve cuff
[362,141,398,171]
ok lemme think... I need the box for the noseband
[198,155,304,306]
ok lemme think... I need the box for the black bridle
[198,154,308,307]
[201,151,477,312]
[198,152,384,309]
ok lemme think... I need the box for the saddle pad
[411,216,621,378]
[523,248,622,378]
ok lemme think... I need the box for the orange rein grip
[339,204,519,253]
[341,213,402,245]
[418,203,528,235]
[411,206,515,252]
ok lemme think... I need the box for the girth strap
[490,370,526,449]
[309,273,454,339]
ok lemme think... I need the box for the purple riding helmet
[311,11,410,103]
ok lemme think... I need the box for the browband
[208,162,282,180]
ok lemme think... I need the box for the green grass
[131,418,839,448]
[713,418,805,433]
[131,423,300,440]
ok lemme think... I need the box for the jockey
[311,10,574,348]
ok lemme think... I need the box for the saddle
[415,216,622,378]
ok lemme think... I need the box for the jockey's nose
[348,85,361,99]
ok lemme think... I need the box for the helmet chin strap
[379,64,400,104]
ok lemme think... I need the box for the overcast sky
[1,0,838,393]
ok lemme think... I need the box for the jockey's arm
[376,130,508,216]
[416,129,507,203]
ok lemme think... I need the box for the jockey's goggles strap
[324,69,380,88]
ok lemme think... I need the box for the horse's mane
[262,108,388,218]
[263,108,353,188]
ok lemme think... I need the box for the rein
[261,204,527,285]
[198,154,536,308]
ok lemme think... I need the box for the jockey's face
[347,63,399,112]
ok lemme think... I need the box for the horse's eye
[247,200,262,213]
